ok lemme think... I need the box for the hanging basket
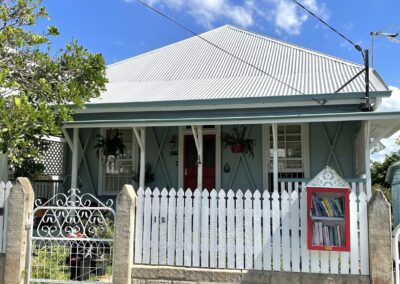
[230,143,245,153]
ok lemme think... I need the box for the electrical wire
[135,0,367,109]
[136,0,304,95]
[289,0,363,53]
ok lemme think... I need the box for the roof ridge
[225,25,364,69]
[107,25,229,69]
[108,24,364,71]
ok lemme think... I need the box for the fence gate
[27,189,115,283]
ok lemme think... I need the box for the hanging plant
[133,163,155,185]
[94,129,126,163]
[221,126,255,158]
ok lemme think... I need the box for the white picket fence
[32,180,62,202]
[133,185,369,275]
[0,181,11,253]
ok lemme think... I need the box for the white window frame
[262,123,310,189]
[97,128,139,196]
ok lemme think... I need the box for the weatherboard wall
[221,125,263,191]
[309,121,359,179]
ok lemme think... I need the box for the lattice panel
[43,140,65,176]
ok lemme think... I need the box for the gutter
[75,91,392,113]
[64,110,400,129]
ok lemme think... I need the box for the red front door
[184,135,216,190]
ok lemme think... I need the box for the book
[322,197,334,217]
[336,225,341,246]
[318,222,323,245]
[334,197,344,216]
[332,226,336,246]
[312,194,322,216]
[318,199,328,216]
[327,198,338,217]
[314,223,320,245]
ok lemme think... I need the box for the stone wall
[368,189,393,284]
[3,178,34,284]
[0,253,4,282]
[131,265,370,284]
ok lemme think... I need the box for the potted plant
[221,126,255,158]
[92,218,114,276]
[95,129,126,163]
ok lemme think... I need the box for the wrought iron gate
[27,189,115,283]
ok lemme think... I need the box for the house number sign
[154,216,166,223]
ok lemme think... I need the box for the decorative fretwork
[307,166,350,189]
[28,189,114,283]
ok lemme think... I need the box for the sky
[36,0,400,161]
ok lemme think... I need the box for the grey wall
[309,121,360,179]
[65,128,100,196]
[221,125,263,191]
[64,121,361,197]
[0,253,4,283]
[145,127,179,189]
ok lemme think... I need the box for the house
[62,25,398,198]
[60,25,400,280]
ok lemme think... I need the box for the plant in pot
[221,126,255,158]
[94,129,126,163]
[91,217,114,277]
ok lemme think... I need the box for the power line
[289,0,375,110]
[289,0,363,53]
[135,0,370,109]
[136,0,304,95]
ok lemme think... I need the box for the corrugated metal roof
[90,25,389,105]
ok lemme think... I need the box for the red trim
[183,134,216,190]
[307,186,350,252]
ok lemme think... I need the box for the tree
[371,152,400,188]
[0,0,107,166]
[371,151,400,203]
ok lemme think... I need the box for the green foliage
[95,129,126,161]
[13,156,45,179]
[371,151,400,204]
[371,151,400,188]
[221,126,255,158]
[31,244,70,280]
[0,0,107,166]
[95,217,114,239]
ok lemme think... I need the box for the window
[98,128,137,195]
[267,124,308,189]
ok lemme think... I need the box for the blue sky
[39,0,399,86]
[37,0,400,160]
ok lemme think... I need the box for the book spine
[328,198,338,217]
[314,222,320,245]
[333,198,343,216]
[319,222,323,246]
[322,197,333,217]
[312,195,320,216]
[318,200,327,216]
